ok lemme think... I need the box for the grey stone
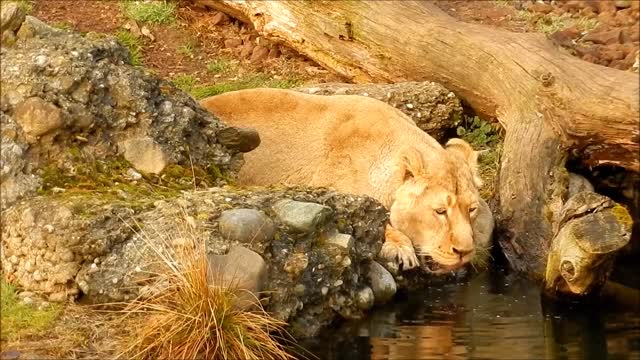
[322,229,355,251]
[1,29,16,47]
[16,16,61,39]
[216,126,261,153]
[273,199,332,233]
[355,286,374,310]
[120,136,168,174]
[568,172,594,197]
[13,97,64,140]
[218,208,276,244]
[207,246,268,309]
[367,261,397,304]
[0,2,25,34]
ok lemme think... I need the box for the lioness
[201,88,485,273]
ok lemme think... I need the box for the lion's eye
[469,207,478,213]
[435,208,447,215]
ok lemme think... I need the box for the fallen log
[203,0,639,279]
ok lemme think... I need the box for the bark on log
[205,0,639,276]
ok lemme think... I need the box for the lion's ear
[401,148,425,181]
[445,138,483,188]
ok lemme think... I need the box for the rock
[1,14,243,210]
[239,41,255,58]
[216,126,260,152]
[355,286,374,310]
[550,26,581,48]
[568,173,594,196]
[250,45,269,63]
[218,208,276,244]
[583,28,622,45]
[273,199,333,233]
[615,0,632,9]
[126,168,142,180]
[322,229,355,252]
[16,15,61,39]
[1,29,16,47]
[224,38,242,49]
[211,11,230,26]
[207,246,267,309]
[0,350,21,360]
[366,261,397,304]
[268,47,281,59]
[120,136,168,174]
[632,51,639,72]
[530,2,553,14]
[0,2,25,34]
[13,97,64,140]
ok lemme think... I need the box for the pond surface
[300,266,640,360]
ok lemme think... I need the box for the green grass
[115,29,144,66]
[206,57,238,74]
[1,280,61,341]
[121,0,176,24]
[189,74,302,100]
[177,41,196,57]
[171,74,197,92]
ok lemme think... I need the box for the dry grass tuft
[104,213,299,360]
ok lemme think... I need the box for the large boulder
[0,12,247,210]
[1,186,389,337]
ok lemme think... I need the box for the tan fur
[201,88,484,272]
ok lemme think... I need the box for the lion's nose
[451,245,473,258]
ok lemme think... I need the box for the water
[301,267,640,360]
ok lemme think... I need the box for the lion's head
[388,139,482,273]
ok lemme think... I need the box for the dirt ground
[2,0,639,359]
[32,0,343,93]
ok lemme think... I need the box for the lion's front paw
[380,241,419,270]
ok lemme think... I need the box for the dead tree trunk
[203,0,639,276]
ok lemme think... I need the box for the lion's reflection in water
[301,268,640,360]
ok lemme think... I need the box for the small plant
[52,21,74,31]
[116,29,144,66]
[1,280,61,341]
[121,0,176,24]
[108,214,298,360]
[171,73,197,92]
[456,116,503,200]
[206,57,238,74]
[177,41,196,57]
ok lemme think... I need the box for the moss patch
[36,151,232,217]
[456,115,503,200]
[1,280,61,341]
[611,204,633,229]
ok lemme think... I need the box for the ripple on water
[300,268,640,360]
